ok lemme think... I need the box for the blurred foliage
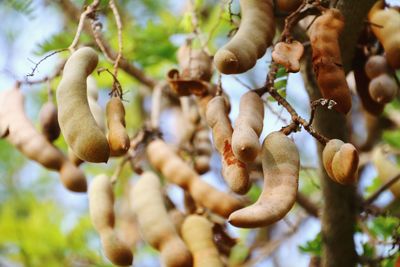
[299,232,322,257]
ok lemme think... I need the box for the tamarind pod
[276,0,302,13]
[146,139,243,218]
[168,209,186,233]
[369,74,398,104]
[353,47,385,115]
[89,175,133,265]
[331,144,359,185]
[177,44,213,81]
[232,91,264,163]
[68,147,83,166]
[39,101,60,142]
[193,123,212,174]
[372,147,400,197]
[100,228,134,266]
[228,131,299,228]
[206,96,250,194]
[272,41,304,73]
[86,76,106,133]
[106,97,130,156]
[3,87,86,192]
[322,139,359,185]
[87,76,99,101]
[88,175,115,232]
[368,1,400,69]
[131,171,192,267]
[308,9,352,114]
[182,215,223,267]
[364,55,389,80]
[57,47,109,163]
[214,0,275,74]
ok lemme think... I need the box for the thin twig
[22,59,67,85]
[110,156,130,184]
[150,82,165,130]
[26,49,67,78]
[109,0,123,78]
[308,98,337,127]
[364,173,400,206]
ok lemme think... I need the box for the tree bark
[303,1,376,266]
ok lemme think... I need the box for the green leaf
[383,130,400,149]
[299,233,322,256]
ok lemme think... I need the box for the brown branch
[109,0,123,78]
[296,192,319,218]
[364,173,400,206]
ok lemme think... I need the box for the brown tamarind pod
[206,96,250,194]
[228,131,299,228]
[364,55,389,80]
[39,101,60,142]
[368,1,400,69]
[177,44,213,81]
[193,123,212,174]
[372,147,400,198]
[276,0,302,13]
[322,139,359,185]
[368,73,398,104]
[131,171,192,267]
[1,87,86,192]
[106,97,130,156]
[146,139,244,218]
[308,8,352,114]
[232,91,264,163]
[214,0,275,74]
[272,41,304,73]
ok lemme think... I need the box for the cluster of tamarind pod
[3,0,400,265]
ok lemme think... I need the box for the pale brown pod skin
[193,122,212,174]
[146,139,243,218]
[182,215,223,267]
[206,96,250,194]
[322,139,359,185]
[272,41,304,73]
[229,131,299,228]
[39,101,60,142]
[372,147,400,197]
[368,74,398,104]
[57,47,110,163]
[131,172,192,267]
[87,76,106,132]
[214,0,275,74]
[106,97,130,156]
[88,175,133,266]
[1,87,86,192]
[364,55,389,80]
[308,9,352,114]
[368,1,400,69]
[177,44,213,81]
[232,91,264,163]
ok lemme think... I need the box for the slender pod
[88,175,133,266]
[232,91,264,163]
[177,44,213,81]
[229,132,299,228]
[322,139,359,185]
[131,172,192,267]
[87,76,106,133]
[272,41,304,73]
[57,47,109,163]
[1,87,86,192]
[214,0,275,74]
[368,1,400,69]
[106,97,130,156]
[206,96,250,194]
[308,8,352,114]
[146,139,243,218]
[182,215,223,267]
[39,101,60,142]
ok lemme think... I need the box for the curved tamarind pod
[182,215,223,267]
[228,131,299,228]
[369,74,398,104]
[88,175,133,266]
[272,41,304,73]
[106,97,130,156]
[39,101,60,142]
[372,147,400,197]
[308,8,352,114]
[2,87,86,192]
[276,0,302,13]
[177,44,213,81]
[368,1,400,69]
[214,0,275,74]
[322,139,359,185]
[193,122,212,174]
[87,76,106,132]
[232,91,264,163]
[206,96,250,194]
[57,47,109,163]
[365,55,389,80]
[146,139,243,218]
[131,171,192,267]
